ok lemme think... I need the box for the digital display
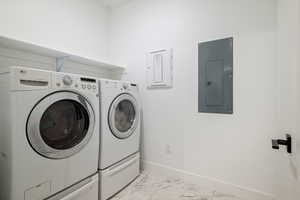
[80,77,96,83]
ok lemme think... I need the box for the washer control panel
[103,80,138,93]
[53,73,98,93]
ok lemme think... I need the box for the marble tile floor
[111,171,244,200]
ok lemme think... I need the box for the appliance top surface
[8,66,98,80]
[7,66,99,93]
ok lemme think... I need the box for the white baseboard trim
[142,160,276,200]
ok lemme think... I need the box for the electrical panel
[198,38,233,114]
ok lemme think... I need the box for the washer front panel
[108,93,139,139]
[27,91,95,159]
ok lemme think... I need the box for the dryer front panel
[27,91,95,159]
[108,93,139,139]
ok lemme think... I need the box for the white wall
[276,0,300,199]
[0,0,110,76]
[277,0,300,198]
[108,0,297,198]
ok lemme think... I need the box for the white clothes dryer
[99,79,141,170]
[98,79,141,200]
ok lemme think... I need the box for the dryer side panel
[0,72,13,200]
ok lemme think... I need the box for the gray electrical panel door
[198,38,233,114]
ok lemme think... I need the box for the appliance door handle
[60,178,97,200]
[107,156,139,176]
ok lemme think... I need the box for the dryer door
[27,91,95,159]
[108,93,139,139]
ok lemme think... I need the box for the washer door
[27,91,95,159]
[108,94,139,139]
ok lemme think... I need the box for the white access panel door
[47,175,98,200]
[60,177,98,200]
[100,153,140,200]
[146,49,173,89]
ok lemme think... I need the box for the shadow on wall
[139,98,146,171]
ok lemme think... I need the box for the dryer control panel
[53,73,98,93]
[102,80,138,92]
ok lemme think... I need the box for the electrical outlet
[165,144,172,155]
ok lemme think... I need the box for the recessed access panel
[146,49,173,89]
[198,38,233,114]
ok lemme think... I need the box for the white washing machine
[99,79,141,200]
[0,67,99,200]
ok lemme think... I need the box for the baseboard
[142,160,276,200]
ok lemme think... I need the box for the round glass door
[27,92,95,159]
[108,94,139,139]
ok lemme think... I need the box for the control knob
[123,83,129,89]
[62,75,73,86]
